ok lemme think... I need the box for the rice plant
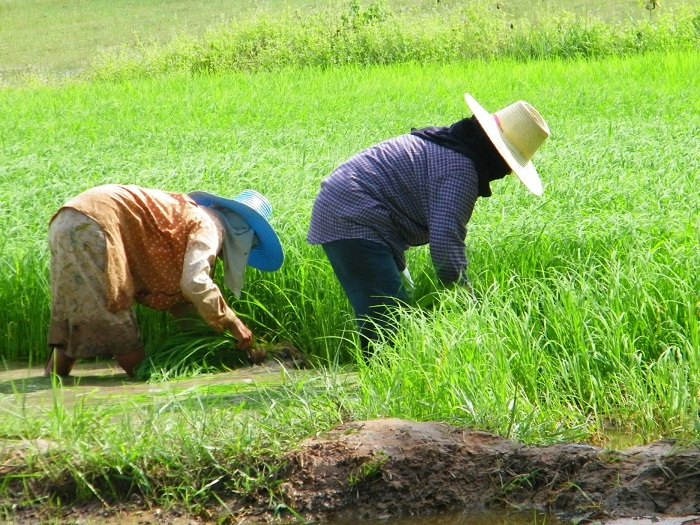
[1,5,699,516]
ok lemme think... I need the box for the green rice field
[0,0,699,519]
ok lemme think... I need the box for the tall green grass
[4,0,695,81]
[3,0,699,85]
[1,24,700,520]
[2,51,699,448]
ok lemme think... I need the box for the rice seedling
[1,2,699,517]
[2,50,699,439]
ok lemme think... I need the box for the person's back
[45,184,283,378]
[306,93,550,359]
[60,184,204,311]
[308,133,479,280]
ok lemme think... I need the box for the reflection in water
[0,509,568,525]
[329,514,700,525]
[330,510,564,524]
[0,360,296,420]
[0,360,289,390]
[603,428,647,451]
[0,361,650,450]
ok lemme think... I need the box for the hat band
[493,113,502,129]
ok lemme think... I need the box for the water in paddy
[2,360,672,525]
[330,510,565,524]
[7,508,693,525]
[0,359,649,449]
[330,515,700,525]
[0,359,290,412]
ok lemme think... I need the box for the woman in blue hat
[44,184,283,377]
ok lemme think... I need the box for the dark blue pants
[322,239,409,359]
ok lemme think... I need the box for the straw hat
[464,93,550,196]
[189,189,284,271]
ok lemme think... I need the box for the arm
[427,157,480,290]
[180,216,253,349]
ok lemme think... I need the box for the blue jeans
[322,239,409,359]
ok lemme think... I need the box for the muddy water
[331,514,700,525]
[32,509,700,524]
[5,361,687,525]
[331,509,565,524]
[0,359,297,416]
[79,508,698,524]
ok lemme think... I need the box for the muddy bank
[3,352,700,525]
[279,418,700,524]
[3,418,700,524]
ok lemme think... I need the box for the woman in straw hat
[307,93,550,360]
[44,184,283,377]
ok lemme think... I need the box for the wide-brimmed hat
[464,93,550,196]
[189,189,283,271]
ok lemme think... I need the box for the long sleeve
[427,155,480,285]
[179,211,235,331]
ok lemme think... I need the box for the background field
[1,0,695,79]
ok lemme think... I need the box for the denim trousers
[322,238,409,358]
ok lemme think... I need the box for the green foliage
[341,0,390,30]
[7,0,697,83]
[53,1,698,83]
[1,36,699,523]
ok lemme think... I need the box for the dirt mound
[4,418,700,524]
[280,418,700,523]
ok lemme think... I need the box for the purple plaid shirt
[307,134,480,285]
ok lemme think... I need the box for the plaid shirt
[307,134,479,285]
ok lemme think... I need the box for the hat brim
[464,93,543,196]
[188,191,284,271]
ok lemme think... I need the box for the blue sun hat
[189,189,284,271]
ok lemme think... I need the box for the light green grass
[68,2,700,82]
[0,3,699,516]
[1,51,698,445]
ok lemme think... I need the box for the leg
[322,239,409,359]
[43,346,76,377]
[114,347,146,377]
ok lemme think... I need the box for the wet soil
[277,418,700,524]
[2,361,700,524]
[5,418,699,525]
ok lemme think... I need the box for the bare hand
[225,312,253,350]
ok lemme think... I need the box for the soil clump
[278,418,700,524]
[4,386,700,523]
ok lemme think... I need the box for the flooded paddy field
[2,361,699,525]
[0,359,290,411]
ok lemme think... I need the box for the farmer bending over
[44,184,283,377]
[307,93,550,359]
